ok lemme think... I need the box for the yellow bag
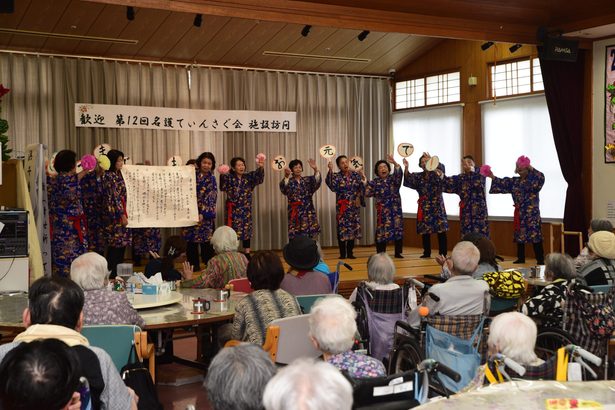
[482,270,526,299]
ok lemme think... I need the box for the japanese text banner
[75,103,296,132]
[122,165,199,228]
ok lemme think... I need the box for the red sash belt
[377,203,383,226]
[459,200,465,220]
[121,197,127,218]
[68,214,86,243]
[337,199,350,222]
[513,204,520,232]
[290,201,301,225]
[417,196,426,222]
[226,201,236,226]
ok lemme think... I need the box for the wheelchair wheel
[388,338,423,374]
[535,327,576,361]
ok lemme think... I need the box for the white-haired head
[488,312,539,365]
[451,241,480,276]
[70,252,110,291]
[367,253,395,284]
[263,358,352,410]
[206,343,276,410]
[211,226,240,254]
[308,296,357,355]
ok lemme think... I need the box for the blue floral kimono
[365,166,403,242]
[326,170,364,241]
[489,168,545,243]
[279,173,322,239]
[403,165,448,235]
[48,173,88,277]
[101,170,132,247]
[182,170,217,243]
[80,171,106,254]
[220,167,264,241]
[442,169,489,237]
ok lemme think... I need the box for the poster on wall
[605,44,615,163]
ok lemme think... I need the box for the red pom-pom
[479,164,491,177]
[81,154,97,171]
[516,155,531,168]
[256,153,266,162]
[218,164,230,174]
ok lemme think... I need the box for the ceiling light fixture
[0,28,138,44]
[301,25,311,37]
[357,30,370,41]
[193,14,203,28]
[509,43,522,53]
[481,41,494,51]
[126,6,135,21]
[262,50,370,63]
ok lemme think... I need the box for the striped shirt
[231,289,302,345]
[181,251,248,289]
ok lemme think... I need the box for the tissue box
[142,284,159,295]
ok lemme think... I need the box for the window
[490,57,544,97]
[395,71,460,110]
[482,94,566,219]
[393,105,463,216]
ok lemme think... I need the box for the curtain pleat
[1,53,391,250]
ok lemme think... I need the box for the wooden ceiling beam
[81,0,541,44]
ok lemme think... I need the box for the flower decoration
[256,153,266,162]
[605,143,615,157]
[98,154,111,171]
[479,164,492,177]
[80,154,97,171]
[218,164,230,174]
[0,84,9,99]
[516,155,531,169]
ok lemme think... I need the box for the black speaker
[0,0,14,13]
[539,36,579,62]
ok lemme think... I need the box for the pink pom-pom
[479,164,491,177]
[81,154,97,171]
[256,153,266,162]
[516,155,531,168]
[218,164,230,174]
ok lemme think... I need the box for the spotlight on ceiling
[193,14,203,28]
[509,43,522,53]
[358,30,370,42]
[481,41,495,51]
[126,6,135,21]
[481,41,494,51]
[301,25,312,37]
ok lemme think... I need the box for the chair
[81,325,156,382]
[225,314,321,365]
[228,278,253,293]
[296,294,340,314]
[344,369,418,410]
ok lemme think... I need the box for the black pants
[106,246,126,279]
[516,242,545,264]
[421,232,447,257]
[338,238,355,259]
[375,239,403,256]
[242,239,251,250]
[186,241,216,270]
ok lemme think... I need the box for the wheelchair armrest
[394,320,416,335]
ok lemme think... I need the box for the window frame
[488,56,544,98]
[394,69,461,111]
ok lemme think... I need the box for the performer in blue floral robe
[488,156,545,264]
[101,149,132,278]
[80,168,106,255]
[442,155,489,238]
[131,228,161,266]
[220,156,265,254]
[326,155,364,259]
[279,158,321,240]
[182,152,218,269]
[47,150,89,277]
[364,155,404,257]
[403,153,448,257]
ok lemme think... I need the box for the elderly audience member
[578,230,615,285]
[145,235,190,281]
[70,252,145,327]
[182,226,248,289]
[309,296,385,378]
[263,359,353,410]
[437,236,500,280]
[231,251,302,345]
[485,312,555,380]
[0,276,137,410]
[349,252,399,302]
[0,339,82,410]
[575,219,613,270]
[205,344,276,410]
[522,253,576,327]
[408,241,490,327]
[280,236,332,296]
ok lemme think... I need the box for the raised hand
[284,167,291,178]
[181,261,194,280]
[327,160,334,172]
[308,158,318,171]
[402,158,409,168]
[387,154,397,165]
